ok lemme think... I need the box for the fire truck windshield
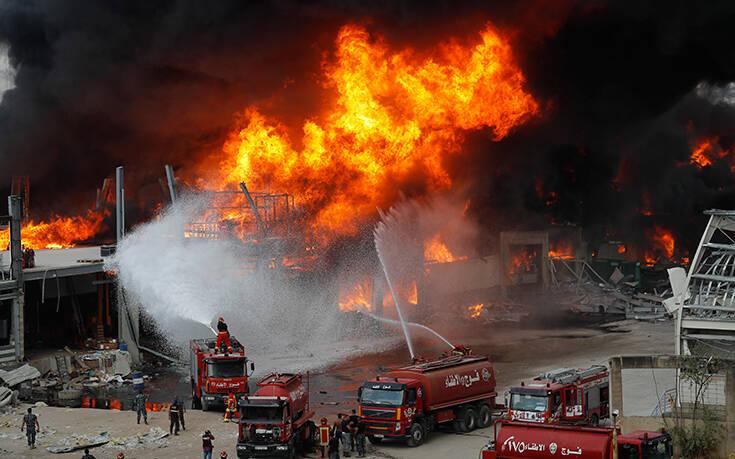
[510,392,548,412]
[360,388,404,407]
[242,405,284,422]
[208,360,244,378]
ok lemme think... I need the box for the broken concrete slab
[46,432,110,453]
[0,364,41,387]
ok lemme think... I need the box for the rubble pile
[0,347,139,410]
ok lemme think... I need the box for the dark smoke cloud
[0,0,734,254]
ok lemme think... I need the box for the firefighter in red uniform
[318,417,330,458]
[215,317,231,352]
[223,392,237,422]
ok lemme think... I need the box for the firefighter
[117,453,125,459]
[318,417,330,458]
[223,392,237,422]
[134,390,148,425]
[220,451,228,458]
[215,317,231,352]
[169,399,181,435]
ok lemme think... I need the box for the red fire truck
[481,421,672,459]
[508,365,609,425]
[236,373,316,459]
[358,347,496,447]
[190,337,253,411]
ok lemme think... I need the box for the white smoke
[106,195,397,373]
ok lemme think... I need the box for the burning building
[0,2,734,361]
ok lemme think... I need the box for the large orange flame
[548,241,574,259]
[206,23,537,241]
[424,234,467,263]
[338,279,372,312]
[644,226,675,264]
[0,210,107,250]
[690,138,714,168]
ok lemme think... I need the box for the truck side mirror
[249,362,255,376]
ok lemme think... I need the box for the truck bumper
[202,392,247,407]
[365,421,407,440]
[236,442,292,458]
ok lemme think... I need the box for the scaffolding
[676,210,735,358]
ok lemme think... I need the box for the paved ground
[0,318,674,458]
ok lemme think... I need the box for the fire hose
[365,312,454,349]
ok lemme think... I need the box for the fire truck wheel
[191,385,202,410]
[477,404,492,428]
[406,422,426,447]
[367,435,383,445]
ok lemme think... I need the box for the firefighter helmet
[117,453,125,459]
[220,451,228,458]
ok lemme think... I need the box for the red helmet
[117,453,125,459]
[320,417,328,425]
[220,452,228,458]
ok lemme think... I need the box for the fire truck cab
[190,337,253,411]
[508,365,609,425]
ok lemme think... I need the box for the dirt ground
[0,318,674,458]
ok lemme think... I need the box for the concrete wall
[423,256,499,297]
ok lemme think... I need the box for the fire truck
[190,337,253,411]
[508,365,609,425]
[236,373,316,459]
[359,347,496,447]
[481,420,672,459]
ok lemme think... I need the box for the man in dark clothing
[348,409,359,451]
[328,424,341,459]
[355,417,367,458]
[339,413,352,457]
[134,391,148,425]
[20,407,39,449]
[202,430,215,459]
[169,400,180,435]
[174,396,186,430]
[81,447,97,459]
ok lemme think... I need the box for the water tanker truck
[358,347,496,447]
[481,421,672,459]
[236,373,316,459]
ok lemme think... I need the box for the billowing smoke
[106,195,398,372]
[0,1,734,252]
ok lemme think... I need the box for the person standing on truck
[318,417,330,458]
[20,407,39,449]
[339,413,352,457]
[215,317,231,352]
[355,416,366,458]
[134,391,148,425]
[223,392,237,422]
[202,430,215,459]
[169,399,181,435]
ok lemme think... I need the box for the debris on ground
[46,432,110,453]
[104,426,169,450]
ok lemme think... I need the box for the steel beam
[8,195,23,361]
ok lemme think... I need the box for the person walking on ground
[339,413,352,457]
[134,390,148,425]
[202,429,215,459]
[175,395,186,430]
[169,399,181,435]
[355,416,367,458]
[20,407,39,449]
[80,447,96,459]
[328,422,341,459]
[223,392,237,422]
[349,409,359,452]
[215,317,231,352]
[318,417,330,458]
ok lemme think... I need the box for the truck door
[563,387,584,420]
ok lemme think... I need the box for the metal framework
[677,210,735,358]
